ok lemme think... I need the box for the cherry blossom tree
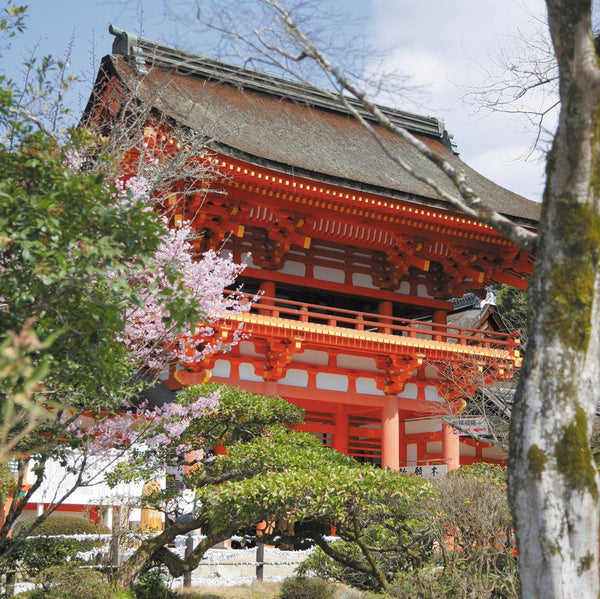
[0,7,251,568]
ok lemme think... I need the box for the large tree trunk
[509,1,600,597]
[113,517,238,589]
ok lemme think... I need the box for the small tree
[99,382,433,592]
[0,5,249,567]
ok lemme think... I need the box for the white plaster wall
[405,418,441,435]
[314,265,345,284]
[211,360,232,378]
[27,453,146,507]
[425,385,445,402]
[417,283,433,298]
[461,443,476,457]
[355,377,384,395]
[423,364,441,379]
[279,369,309,387]
[399,383,418,399]
[280,260,306,277]
[336,354,378,371]
[399,281,411,294]
[427,441,442,455]
[242,252,257,268]
[482,445,508,460]
[238,341,260,357]
[292,349,329,366]
[316,372,348,392]
[406,444,418,466]
[352,272,377,289]
[238,362,263,382]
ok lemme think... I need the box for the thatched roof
[94,27,540,225]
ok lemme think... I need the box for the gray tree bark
[509,1,600,597]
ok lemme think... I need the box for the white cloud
[366,0,550,201]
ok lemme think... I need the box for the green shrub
[13,514,110,538]
[4,515,112,584]
[279,576,335,599]
[9,536,82,579]
[0,463,16,505]
[24,563,130,599]
[132,566,177,599]
[386,567,519,599]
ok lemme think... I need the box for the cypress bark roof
[98,27,540,226]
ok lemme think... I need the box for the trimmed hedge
[13,514,110,538]
[7,515,112,580]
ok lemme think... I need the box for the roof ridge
[108,25,458,151]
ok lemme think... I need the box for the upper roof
[98,26,540,225]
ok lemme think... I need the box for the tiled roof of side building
[98,26,540,226]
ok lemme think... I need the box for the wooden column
[334,405,349,455]
[259,281,275,316]
[381,395,400,470]
[442,421,460,471]
[433,309,447,341]
[263,380,279,397]
[378,300,393,334]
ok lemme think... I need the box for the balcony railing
[228,292,519,353]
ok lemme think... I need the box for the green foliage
[13,514,110,538]
[278,576,335,599]
[26,563,122,599]
[0,4,26,38]
[0,129,164,412]
[494,284,528,349]
[412,464,518,598]
[207,464,433,591]
[449,461,507,485]
[0,5,219,469]
[179,382,305,444]
[386,566,518,599]
[132,566,177,599]
[5,536,80,579]
[0,462,15,503]
[295,464,517,596]
[1,516,110,584]
[0,321,55,460]
[108,385,433,591]
[108,384,309,488]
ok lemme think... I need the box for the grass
[174,581,368,599]
[175,581,282,598]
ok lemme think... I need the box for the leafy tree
[300,464,517,598]
[0,6,248,572]
[103,383,432,592]
[495,284,529,350]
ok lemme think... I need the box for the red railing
[229,292,519,352]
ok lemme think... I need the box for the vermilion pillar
[259,281,275,316]
[398,420,407,467]
[378,300,393,334]
[382,395,400,470]
[263,380,279,397]
[433,309,447,341]
[334,404,349,455]
[442,421,460,471]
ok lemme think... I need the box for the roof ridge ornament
[109,25,148,74]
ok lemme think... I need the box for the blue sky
[3,0,550,201]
